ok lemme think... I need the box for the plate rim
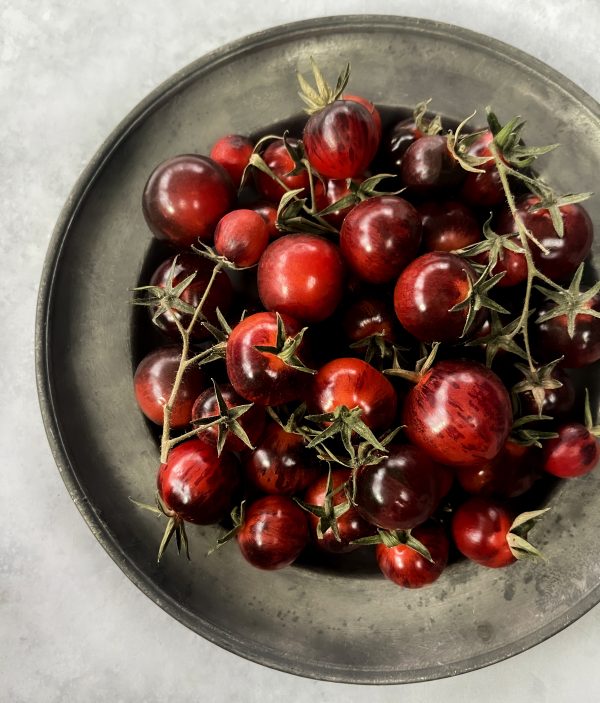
[35,14,600,685]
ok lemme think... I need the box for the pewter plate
[36,16,600,684]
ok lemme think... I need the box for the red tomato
[542,423,600,478]
[452,497,516,568]
[209,134,254,187]
[213,209,269,267]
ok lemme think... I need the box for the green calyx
[505,508,549,560]
[254,312,316,375]
[297,57,350,114]
[351,528,433,563]
[295,466,350,541]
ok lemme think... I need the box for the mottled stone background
[1,1,599,701]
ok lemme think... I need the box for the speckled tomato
[134,347,206,428]
[376,522,449,588]
[340,196,422,284]
[303,100,380,178]
[226,312,310,406]
[304,470,375,553]
[148,252,234,341]
[354,445,440,530]
[310,358,397,431]
[496,195,593,281]
[403,360,513,468]
[460,130,504,207]
[244,422,321,495]
[254,138,310,203]
[209,134,254,187]
[213,209,269,267]
[257,234,345,323]
[393,252,484,343]
[542,423,599,478]
[142,154,235,246]
[452,497,516,568]
[400,135,464,192]
[157,438,240,524]
[237,495,309,570]
[418,199,481,253]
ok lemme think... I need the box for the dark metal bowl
[36,16,600,684]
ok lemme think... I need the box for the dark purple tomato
[400,135,464,192]
[249,201,279,240]
[460,131,504,207]
[191,383,266,452]
[254,139,310,203]
[257,234,345,323]
[452,497,516,568]
[496,195,593,281]
[209,134,254,188]
[303,100,380,179]
[226,312,309,406]
[340,196,422,284]
[134,347,206,428]
[376,522,449,588]
[520,367,576,418]
[382,118,423,172]
[142,155,235,247]
[403,360,513,468]
[542,423,599,478]
[418,199,481,253]
[309,358,397,432]
[213,209,269,267]
[157,438,240,524]
[393,252,484,343]
[244,422,321,495]
[304,470,375,553]
[354,445,440,530]
[237,496,309,570]
[342,296,397,345]
[148,252,234,341]
[534,296,600,368]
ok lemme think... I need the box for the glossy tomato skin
[237,496,309,570]
[520,367,576,418]
[303,100,380,179]
[376,522,449,588]
[343,93,382,138]
[340,196,422,284]
[460,131,504,207]
[257,234,345,323]
[143,155,235,246]
[382,118,422,172]
[342,296,397,344]
[213,209,269,267]
[134,347,206,428]
[542,423,600,478]
[393,252,484,343]
[148,252,234,341]
[400,135,464,192]
[244,422,321,495]
[314,177,357,228]
[191,383,266,452]
[310,358,397,432]
[209,134,253,188]
[403,360,513,468]
[418,199,481,253]
[452,497,516,568]
[534,297,600,368]
[157,438,240,524]
[474,234,528,287]
[304,470,375,553]
[354,445,440,530]
[496,195,593,281]
[254,139,310,203]
[249,201,279,239]
[226,312,309,406]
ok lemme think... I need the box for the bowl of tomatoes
[37,15,600,683]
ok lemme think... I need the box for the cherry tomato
[148,252,234,341]
[474,234,527,287]
[354,445,440,529]
[520,367,576,418]
[244,422,321,495]
[213,209,269,267]
[143,155,235,246]
[340,196,422,284]
[496,195,593,281]
[460,130,504,207]
[382,117,422,172]
[418,199,481,253]
[542,423,599,478]
[237,495,309,569]
[314,177,357,228]
[209,134,253,188]
[342,296,397,345]
[257,234,345,323]
[376,522,449,588]
[249,201,279,239]
[400,135,464,192]
[226,312,310,406]
[254,138,309,203]
[393,252,484,343]
[452,497,516,568]
[304,470,375,553]
[343,93,382,138]
[310,358,397,431]
[403,360,513,468]
[157,438,240,524]
[303,100,380,179]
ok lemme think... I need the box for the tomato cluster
[132,60,599,587]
